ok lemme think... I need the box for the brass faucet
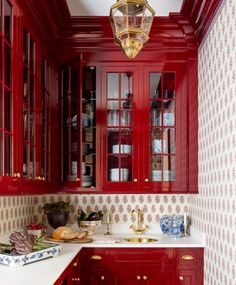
[130,208,148,235]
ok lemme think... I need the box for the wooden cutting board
[44,236,93,244]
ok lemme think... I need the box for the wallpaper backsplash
[189,0,236,284]
[0,194,189,235]
[32,194,189,225]
[0,196,34,235]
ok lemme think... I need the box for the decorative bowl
[27,229,45,238]
[47,212,69,229]
[78,220,101,236]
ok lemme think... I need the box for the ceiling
[66,0,184,17]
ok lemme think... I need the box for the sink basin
[123,237,158,243]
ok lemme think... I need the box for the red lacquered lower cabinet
[81,248,203,285]
[112,269,176,285]
[54,252,82,285]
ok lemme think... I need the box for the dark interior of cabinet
[60,64,96,189]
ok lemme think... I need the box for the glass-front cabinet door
[149,72,176,183]
[143,66,187,192]
[102,67,139,189]
[102,66,187,192]
[60,63,97,189]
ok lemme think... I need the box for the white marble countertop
[0,230,205,285]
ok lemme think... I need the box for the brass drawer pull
[181,255,194,260]
[90,255,102,260]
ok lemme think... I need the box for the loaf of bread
[52,226,78,240]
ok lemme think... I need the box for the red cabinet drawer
[177,248,203,269]
[82,248,110,268]
[110,248,176,267]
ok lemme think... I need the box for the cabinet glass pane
[4,134,12,175]
[149,72,176,182]
[30,111,34,143]
[163,155,175,181]
[23,107,28,140]
[41,60,50,180]
[4,0,12,43]
[4,89,11,131]
[23,29,28,64]
[23,143,28,177]
[150,155,162,181]
[163,128,175,154]
[81,66,96,187]
[106,72,133,183]
[22,29,36,180]
[4,43,11,86]
[121,72,132,99]
[30,146,34,177]
[29,37,34,72]
[107,73,119,98]
[150,73,161,98]
[163,100,175,126]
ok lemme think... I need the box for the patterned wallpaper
[189,0,236,284]
[32,194,189,226]
[0,194,189,235]
[0,196,34,235]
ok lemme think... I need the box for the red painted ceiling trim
[14,0,224,63]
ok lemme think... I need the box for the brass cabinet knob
[181,255,194,260]
[101,276,105,280]
[76,178,80,181]
[179,276,184,281]
[136,275,141,280]
[133,178,138,182]
[143,275,148,281]
[90,255,102,260]
[72,277,80,282]
[73,262,78,267]
[144,178,149,182]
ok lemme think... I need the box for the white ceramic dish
[110,168,129,181]
[0,243,61,267]
[112,144,132,154]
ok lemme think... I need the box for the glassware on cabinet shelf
[149,72,176,182]
[106,72,134,183]
[61,65,96,187]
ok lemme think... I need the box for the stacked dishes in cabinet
[109,144,132,181]
[82,143,93,187]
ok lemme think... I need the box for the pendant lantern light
[110,0,155,59]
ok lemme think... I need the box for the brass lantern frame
[110,0,155,59]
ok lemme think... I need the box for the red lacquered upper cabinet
[20,29,50,192]
[0,0,19,194]
[102,64,189,193]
